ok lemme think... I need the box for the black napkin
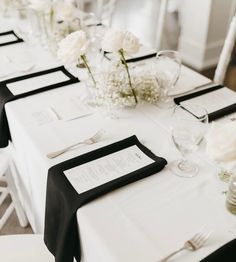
[201,238,236,261]
[44,135,167,262]
[0,66,79,148]
[0,30,24,47]
[104,51,157,63]
[174,85,236,122]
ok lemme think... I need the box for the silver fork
[46,129,105,159]
[158,228,212,262]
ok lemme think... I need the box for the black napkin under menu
[200,238,236,261]
[0,66,79,148]
[174,85,236,122]
[0,30,24,47]
[44,135,167,262]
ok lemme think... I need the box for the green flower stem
[118,49,138,104]
[80,54,96,86]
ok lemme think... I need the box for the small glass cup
[226,169,236,214]
[154,50,181,109]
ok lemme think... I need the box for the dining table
[1,14,236,262]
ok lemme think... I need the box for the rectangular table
[1,15,236,262]
[5,86,236,262]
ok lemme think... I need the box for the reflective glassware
[154,50,181,108]
[171,104,208,177]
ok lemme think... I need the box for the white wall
[179,0,236,70]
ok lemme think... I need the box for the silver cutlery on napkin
[46,129,105,159]
[157,227,212,262]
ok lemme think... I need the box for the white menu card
[0,33,18,45]
[6,71,70,95]
[180,87,236,115]
[64,145,155,194]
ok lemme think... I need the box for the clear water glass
[154,50,181,108]
[171,104,208,178]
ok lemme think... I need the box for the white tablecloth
[1,15,236,262]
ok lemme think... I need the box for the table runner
[0,66,79,147]
[0,30,24,47]
[174,85,236,121]
[44,135,168,262]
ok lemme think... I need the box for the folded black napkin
[174,85,236,122]
[0,66,79,148]
[0,30,24,47]
[44,135,167,262]
[104,51,157,63]
[200,238,236,261]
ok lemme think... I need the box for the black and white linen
[0,66,79,147]
[174,85,236,121]
[44,135,167,262]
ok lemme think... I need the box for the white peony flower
[122,31,140,54]
[101,30,125,52]
[101,29,140,54]
[53,1,77,22]
[57,30,88,65]
[101,29,140,104]
[29,0,51,12]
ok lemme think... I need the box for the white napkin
[206,121,236,170]
[50,96,93,121]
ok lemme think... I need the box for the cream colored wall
[179,0,236,70]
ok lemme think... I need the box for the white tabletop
[1,15,236,262]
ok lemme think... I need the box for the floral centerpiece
[57,28,160,110]
[91,29,160,108]
[101,29,140,104]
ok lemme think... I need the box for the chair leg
[0,202,14,231]
[5,168,28,228]
[0,188,8,206]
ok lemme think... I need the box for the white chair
[214,13,236,84]
[156,0,168,51]
[0,151,28,231]
[110,0,169,49]
[0,234,54,262]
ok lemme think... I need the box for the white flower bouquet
[101,29,140,105]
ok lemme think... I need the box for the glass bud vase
[226,169,236,214]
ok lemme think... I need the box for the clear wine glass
[154,50,181,108]
[171,104,208,177]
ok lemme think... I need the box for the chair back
[214,13,236,84]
